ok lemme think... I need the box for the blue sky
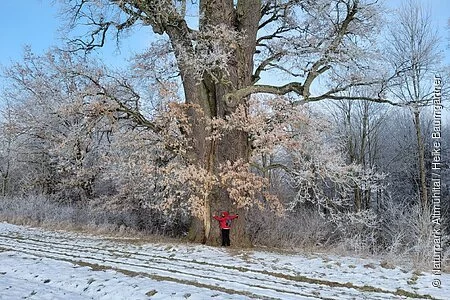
[0,0,150,69]
[0,1,59,63]
[0,0,449,74]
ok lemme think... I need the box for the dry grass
[246,208,335,251]
[0,195,183,243]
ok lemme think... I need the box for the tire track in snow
[0,235,323,300]
[0,232,306,288]
[0,233,393,300]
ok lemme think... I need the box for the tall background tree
[326,88,388,212]
[384,0,442,208]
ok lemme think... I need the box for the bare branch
[252,52,284,83]
[225,82,304,107]
[306,94,402,107]
[66,0,194,52]
[71,70,163,133]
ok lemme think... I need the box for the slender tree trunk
[359,104,369,210]
[1,175,7,197]
[413,109,428,208]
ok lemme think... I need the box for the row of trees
[0,0,448,248]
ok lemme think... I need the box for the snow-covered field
[0,222,447,299]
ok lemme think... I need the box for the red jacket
[213,211,238,229]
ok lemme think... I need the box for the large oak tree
[61,0,393,246]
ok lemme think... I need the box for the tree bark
[181,0,260,247]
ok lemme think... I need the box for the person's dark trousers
[221,229,230,246]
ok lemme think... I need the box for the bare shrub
[0,194,78,225]
[330,209,380,255]
[246,208,335,249]
[378,200,449,270]
[0,194,189,237]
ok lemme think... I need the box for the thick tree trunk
[184,0,260,247]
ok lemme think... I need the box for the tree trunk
[413,109,428,208]
[183,0,260,247]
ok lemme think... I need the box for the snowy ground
[0,222,447,299]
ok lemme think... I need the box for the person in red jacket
[213,211,238,246]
